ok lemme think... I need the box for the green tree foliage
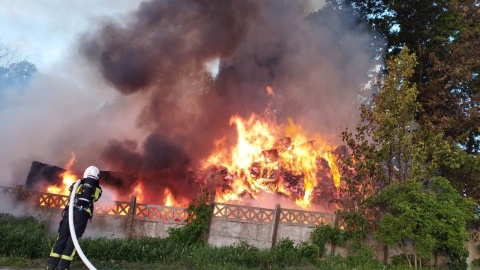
[440,150,480,206]
[366,177,475,269]
[371,47,420,183]
[425,0,480,155]
[327,0,480,154]
[336,47,418,233]
[339,47,476,268]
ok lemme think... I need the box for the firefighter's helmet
[83,165,100,180]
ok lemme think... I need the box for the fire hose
[68,179,97,270]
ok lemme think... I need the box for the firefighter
[46,165,102,270]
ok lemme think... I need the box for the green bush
[310,224,346,257]
[0,213,54,258]
[167,188,213,246]
[270,238,299,267]
[472,258,480,268]
[391,254,411,267]
[297,241,320,262]
[225,241,268,268]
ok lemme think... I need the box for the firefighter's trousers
[47,208,90,269]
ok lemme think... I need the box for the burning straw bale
[25,161,65,189]
[203,136,339,208]
[25,161,137,196]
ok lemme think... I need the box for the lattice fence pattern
[38,193,69,208]
[213,203,275,223]
[279,208,335,226]
[4,185,337,227]
[28,190,130,216]
[468,231,480,243]
[134,204,188,223]
[96,202,130,216]
[18,188,40,201]
[0,186,16,199]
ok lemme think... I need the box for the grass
[0,256,441,270]
[0,213,444,270]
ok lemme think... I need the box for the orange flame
[203,114,340,209]
[130,181,145,203]
[46,153,79,195]
[163,187,186,207]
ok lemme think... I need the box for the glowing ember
[266,86,275,97]
[202,114,340,209]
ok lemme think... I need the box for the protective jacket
[70,177,102,216]
[47,177,102,270]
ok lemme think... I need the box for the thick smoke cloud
[79,0,376,197]
[82,1,254,95]
[1,0,379,205]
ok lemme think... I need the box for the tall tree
[0,42,37,92]
[339,47,475,268]
[327,0,480,153]
[339,47,419,200]
[428,0,480,154]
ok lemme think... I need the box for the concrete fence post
[384,245,389,265]
[271,204,281,249]
[126,196,137,238]
[205,196,216,243]
[331,210,339,256]
[14,185,24,201]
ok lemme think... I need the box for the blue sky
[0,0,140,71]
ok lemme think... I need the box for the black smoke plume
[74,0,377,202]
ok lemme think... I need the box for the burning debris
[184,113,340,211]
[27,134,339,212]
[25,161,65,189]
[202,135,339,210]
[74,0,375,205]
[5,1,379,214]
[25,161,137,197]
[25,113,342,212]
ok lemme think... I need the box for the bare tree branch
[0,41,20,68]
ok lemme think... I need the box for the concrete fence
[1,185,479,268]
[0,185,335,247]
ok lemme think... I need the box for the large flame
[202,113,340,209]
[129,181,145,203]
[41,153,81,208]
[39,99,341,210]
[163,187,188,207]
[46,153,79,195]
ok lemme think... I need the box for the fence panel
[38,193,69,208]
[468,231,480,243]
[213,203,275,223]
[279,208,335,227]
[0,186,16,199]
[96,202,130,216]
[134,204,187,223]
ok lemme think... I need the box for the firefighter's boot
[46,265,56,270]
